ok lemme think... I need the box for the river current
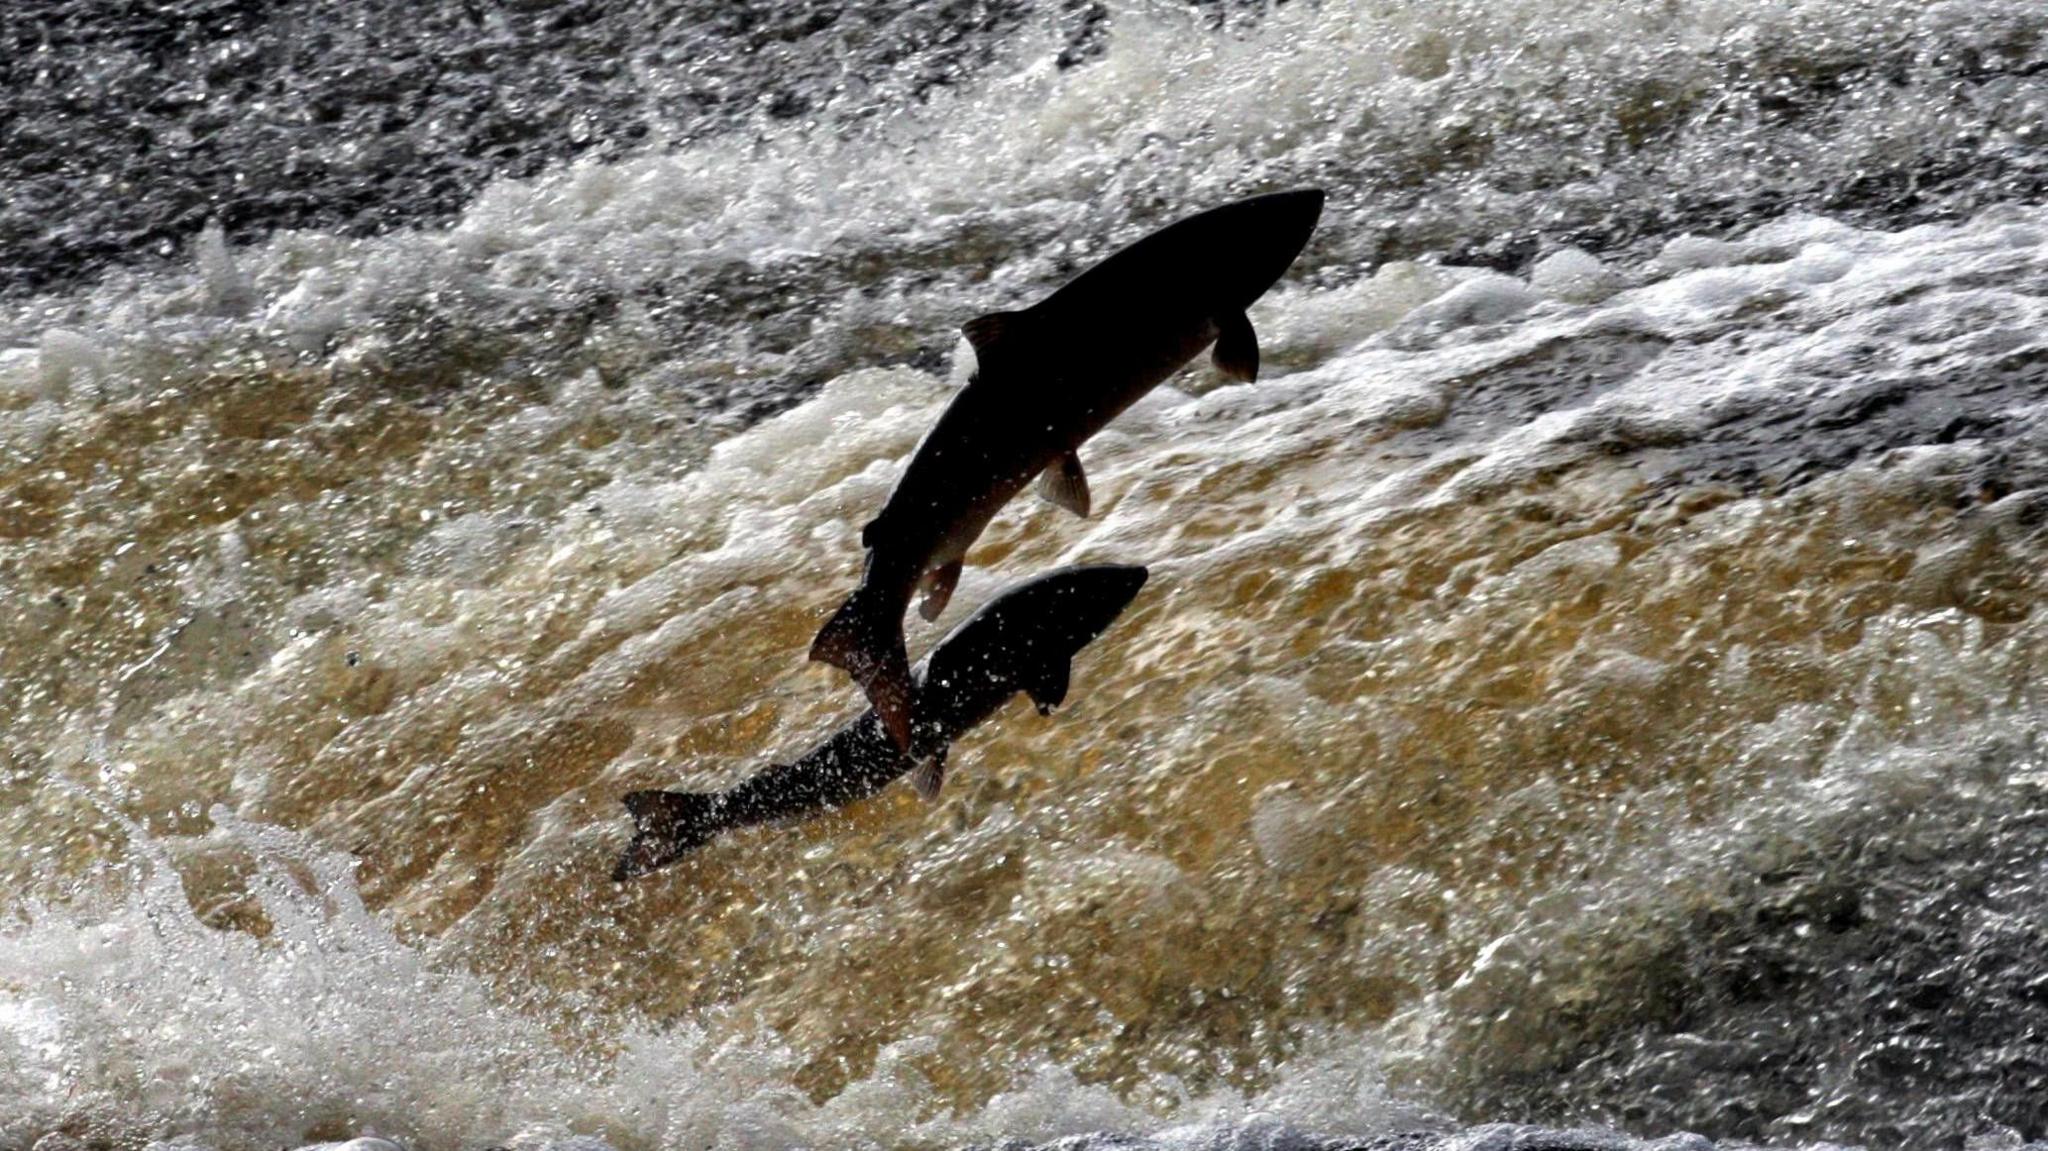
[5,2,2048,1149]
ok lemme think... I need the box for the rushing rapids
[4,2,2048,1149]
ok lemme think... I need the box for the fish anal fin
[962,310,1023,356]
[1036,451,1091,518]
[909,747,949,801]
[918,561,963,621]
[1213,310,1259,383]
[1025,660,1072,715]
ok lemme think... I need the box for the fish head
[612,829,713,882]
[917,564,1149,717]
[612,790,725,881]
[1205,188,1325,305]
[955,563,1148,660]
[1035,563,1150,646]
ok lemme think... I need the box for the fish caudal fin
[810,584,901,673]
[1214,310,1259,383]
[613,789,723,881]
[1036,451,1091,518]
[811,587,915,749]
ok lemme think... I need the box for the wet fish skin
[811,188,1324,747]
[616,564,1149,880]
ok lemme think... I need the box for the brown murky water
[7,202,2048,1149]
[6,1,2048,1146]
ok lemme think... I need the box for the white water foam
[4,195,2045,1147]
[0,808,1428,1151]
[6,0,2044,419]
[5,2,2048,1141]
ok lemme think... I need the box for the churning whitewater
[5,1,2048,1149]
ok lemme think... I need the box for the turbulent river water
[6,2,2048,1149]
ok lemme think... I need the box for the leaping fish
[811,189,1324,747]
[615,564,1149,880]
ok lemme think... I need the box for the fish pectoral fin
[909,747,949,801]
[962,310,1023,356]
[1213,309,1260,383]
[918,560,963,621]
[1024,660,1072,715]
[1036,451,1092,518]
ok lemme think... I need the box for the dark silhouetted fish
[811,189,1323,747]
[615,564,1148,880]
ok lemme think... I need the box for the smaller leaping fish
[614,564,1149,880]
[811,189,1324,748]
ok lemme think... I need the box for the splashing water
[4,2,2048,1149]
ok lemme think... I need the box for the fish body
[616,564,1148,879]
[811,189,1324,746]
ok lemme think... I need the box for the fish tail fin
[810,583,886,671]
[810,586,915,750]
[612,789,723,881]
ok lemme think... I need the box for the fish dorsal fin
[1025,659,1071,715]
[1213,310,1259,383]
[918,560,963,621]
[909,746,949,801]
[1036,451,1091,518]
[962,310,1023,356]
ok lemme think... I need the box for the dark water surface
[4,0,1094,295]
